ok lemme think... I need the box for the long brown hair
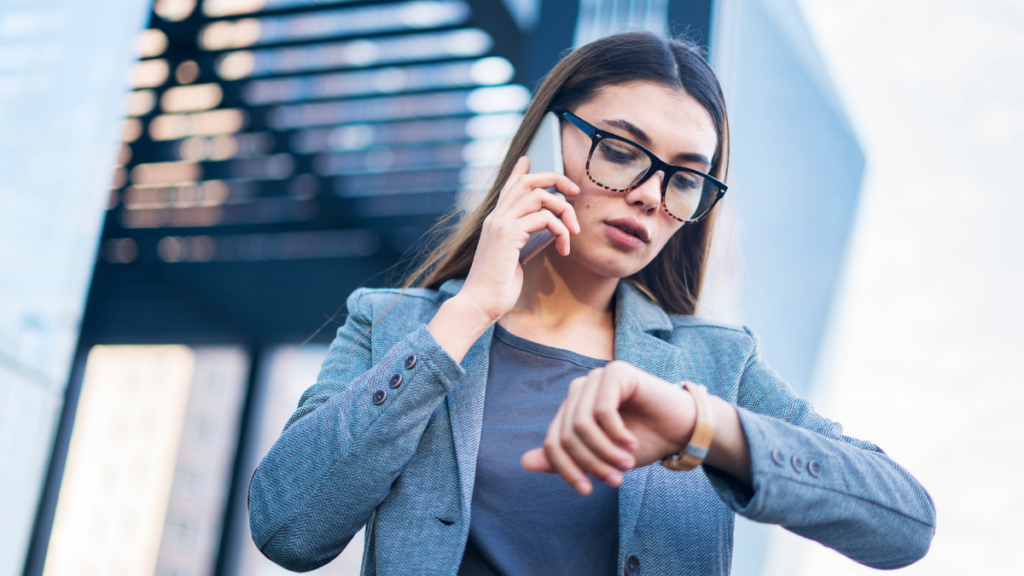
[404,31,730,315]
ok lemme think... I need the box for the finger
[572,368,637,472]
[558,376,587,441]
[507,187,580,235]
[521,447,553,472]
[498,156,530,199]
[498,171,581,211]
[544,400,594,495]
[516,210,573,256]
[517,172,581,197]
[494,158,531,210]
[594,363,640,449]
[561,371,627,487]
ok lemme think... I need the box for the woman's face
[556,81,718,280]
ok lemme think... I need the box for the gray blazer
[248,279,935,575]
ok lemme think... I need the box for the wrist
[662,382,714,472]
[667,385,698,454]
[443,293,499,333]
[426,296,495,364]
[704,397,752,485]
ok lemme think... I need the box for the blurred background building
[2,0,1021,575]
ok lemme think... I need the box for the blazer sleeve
[248,289,465,572]
[704,328,936,570]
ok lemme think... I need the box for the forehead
[572,81,718,163]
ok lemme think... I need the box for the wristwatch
[661,381,716,472]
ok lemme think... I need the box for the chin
[566,245,652,280]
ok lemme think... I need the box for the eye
[670,171,701,190]
[597,140,643,165]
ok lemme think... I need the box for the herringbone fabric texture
[248,279,935,575]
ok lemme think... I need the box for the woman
[248,32,935,575]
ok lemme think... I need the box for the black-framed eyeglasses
[561,111,727,223]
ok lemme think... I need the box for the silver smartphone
[518,111,566,264]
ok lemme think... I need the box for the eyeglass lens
[590,137,718,221]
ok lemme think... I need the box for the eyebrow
[598,118,712,170]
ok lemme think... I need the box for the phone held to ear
[518,112,566,264]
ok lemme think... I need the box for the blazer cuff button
[790,455,804,473]
[807,459,821,478]
[372,390,387,405]
[624,554,640,576]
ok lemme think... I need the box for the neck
[502,249,618,332]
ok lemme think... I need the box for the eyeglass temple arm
[560,111,596,137]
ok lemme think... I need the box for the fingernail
[575,480,591,495]
[619,459,633,470]
[605,472,622,486]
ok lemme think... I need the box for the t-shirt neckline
[492,323,609,369]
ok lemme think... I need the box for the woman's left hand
[521,361,697,495]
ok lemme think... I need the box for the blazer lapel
[613,281,691,551]
[437,279,694,539]
[437,280,494,523]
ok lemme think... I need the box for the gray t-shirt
[457,324,618,576]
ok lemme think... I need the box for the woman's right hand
[427,156,581,362]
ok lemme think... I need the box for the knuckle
[560,434,578,451]
[606,360,628,373]
[594,405,616,422]
[572,420,593,439]
[543,437,558,453]
[513,176,534,191]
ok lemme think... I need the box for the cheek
[652,220,685,250]
[566,191,597,218]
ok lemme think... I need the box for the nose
[624,170,663,214]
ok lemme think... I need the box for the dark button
[405,354,417,369]
[807,459,822,478]
[791,455,804,474]
[389,374,403,389]
[771,449,786,467]
[624,554,640,576]
[371,390,387,405]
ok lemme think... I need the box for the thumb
[521,448,553,473]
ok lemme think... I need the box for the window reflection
[42,346,248,576]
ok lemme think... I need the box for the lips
[605,218,650,243]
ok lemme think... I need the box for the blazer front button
[807,459,822,478]
[791,455,804,473]
[372,390,387,405]
[405,355,418,369]
[771,449,786,467]
[389,374,403,389]
[624,554,640,576]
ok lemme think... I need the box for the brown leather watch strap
[661,382,716,472]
